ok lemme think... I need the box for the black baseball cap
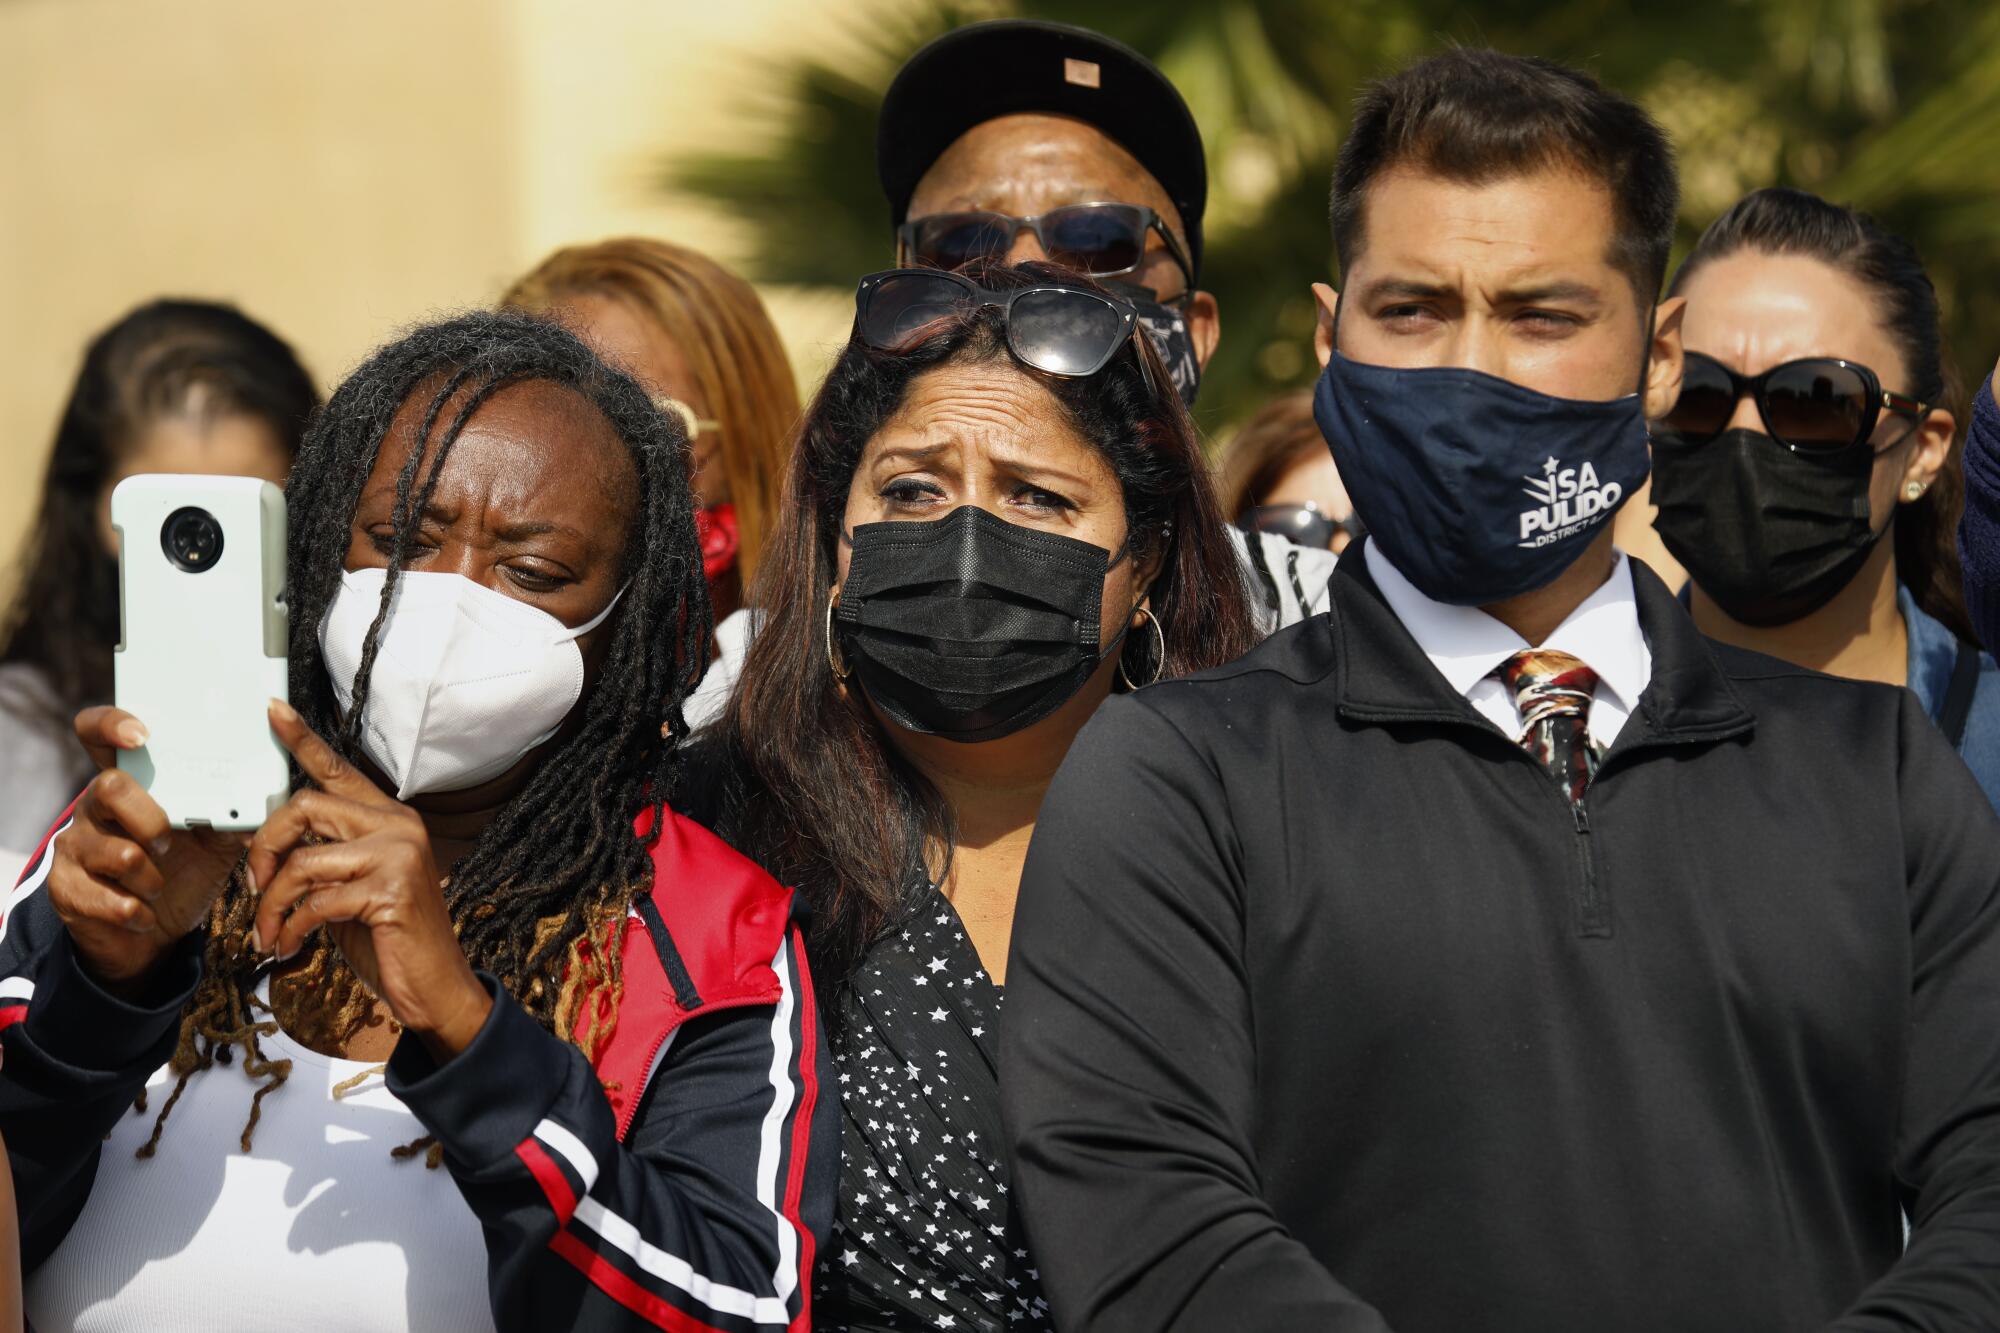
[877,19,1207,282]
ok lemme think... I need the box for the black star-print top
[811,885,1051,1331]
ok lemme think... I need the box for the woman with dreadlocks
[0,312,834,1332]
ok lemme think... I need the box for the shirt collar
[1899,582,1959,718]
[1364,540,1650,710]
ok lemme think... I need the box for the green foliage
[666,0,2000,435]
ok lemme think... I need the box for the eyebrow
[356,483,444,514]
[353,496,583,544]
[1357,277,1605,306]
[869,443,951,469]
[868,439,1092,490]
[1499,281,1603,306]
[490,519,584,543]
[1356,278,1456,304]
[983,450,1090,489]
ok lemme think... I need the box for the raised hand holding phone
[248,699,492,1060]
[48,473,291,992]
[46,706,249,992]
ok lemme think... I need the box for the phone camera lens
[161,507,225,573]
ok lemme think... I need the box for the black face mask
[835,505,1130,742]
[1107,281,1201,407]
[1650,427,1882,626]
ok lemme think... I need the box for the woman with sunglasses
[1650,187,1999,800]
[682,260,1259,1330]
[1218,389,1367,609]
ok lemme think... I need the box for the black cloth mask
[835,505,1130,742]
[1650,427,1881,627]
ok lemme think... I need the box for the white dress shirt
[1365,542,1653,750]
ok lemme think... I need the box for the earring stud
[1905,481,1928,501]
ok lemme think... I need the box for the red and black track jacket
[0,803,836,1332]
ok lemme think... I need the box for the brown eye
[1013,485,1075,512]
[881,479,944,507]
[505,564,566,593]
[1379,305,1439,328]
[366,527,437,564]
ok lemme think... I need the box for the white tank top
[27,995,497,1333]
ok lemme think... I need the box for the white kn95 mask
[318,568,622,799]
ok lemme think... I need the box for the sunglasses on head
[1658,351,1932,455]
[896,202,1195,295]
[854,268,1147,381]
[1239,502,1366,552]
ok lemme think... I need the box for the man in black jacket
[1001,47,2000,1333]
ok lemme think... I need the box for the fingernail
[269,697,298,723]
[247,925,262,955]
[275,942,299,964]
[149,835,171,859]
[119,721,148,748]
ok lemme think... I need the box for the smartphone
[112,474,289,831]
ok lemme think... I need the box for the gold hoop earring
[1118,605,1166,691]
[1904,481,1928,501]
[825,595,853,681]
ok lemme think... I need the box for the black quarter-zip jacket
[1000,552,2000,1333]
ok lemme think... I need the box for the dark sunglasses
[895,202,1195,294]
[1658,351,1933,454]
[854,268,1144,380]
[1239,502,1366,551]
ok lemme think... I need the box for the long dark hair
[1670,187,1973,642]
[0,300,317,724]
[142,311,712,1162]
[692,261,1259,989]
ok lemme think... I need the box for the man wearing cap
[877,18,1333,629]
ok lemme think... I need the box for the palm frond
[663,0,2000,431]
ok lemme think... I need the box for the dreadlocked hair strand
[143,310,712,1160]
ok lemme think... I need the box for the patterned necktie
[1497,649,1601,804]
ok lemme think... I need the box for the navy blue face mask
[1312,350,1651,606]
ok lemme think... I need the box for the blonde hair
[502,238,799,585]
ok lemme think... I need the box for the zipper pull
[1570,798,1608,937]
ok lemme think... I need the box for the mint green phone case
[112,474,289,831]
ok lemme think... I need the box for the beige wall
[0,0,882,603]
